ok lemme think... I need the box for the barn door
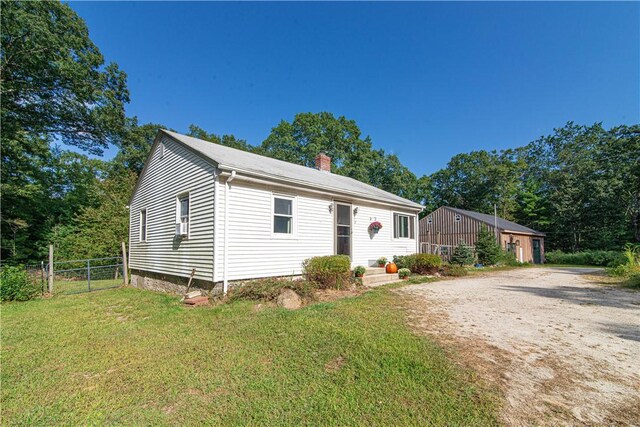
[532,239,542,264]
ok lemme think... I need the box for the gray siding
[129,136,216,281]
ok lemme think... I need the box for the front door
[335,203,351,257]
[532,239,542,264]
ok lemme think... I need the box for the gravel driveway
[399,267,640,426]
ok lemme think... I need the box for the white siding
[215,178,419,281]
[351,203,418,266]
[129,137,216,281]
[214,180,334,281]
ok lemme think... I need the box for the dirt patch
[398,267,640,426]
[314,287,364,303]
[324,356,346,373]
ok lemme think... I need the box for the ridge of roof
[161,129,423,209]
[445,206,546,236]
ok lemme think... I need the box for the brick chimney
[314,152,331,172]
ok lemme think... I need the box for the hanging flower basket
[368,221,383,233]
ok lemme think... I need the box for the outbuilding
[128,130,423,294]
[419,206,545,263]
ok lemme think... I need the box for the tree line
[2,1,638,264]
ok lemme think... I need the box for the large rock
[276,289,302,310]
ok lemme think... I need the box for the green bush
[441,264,468,277]
[302,255,352,289]
[393,254,413,270]
[227,278,316,302]
[608,244,640,277]
[353,266,366,277]
[398,268,411,279]
[546,250,625,267]
[498,250,520,266]
[475,226,501,265]
[411,254,442,274]
[451,242,475,266]
[0,266,40,302]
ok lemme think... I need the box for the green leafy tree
[52,171,137,260]
[450,241,475,266]
[475,226,501,265]
[187,124,255,153]
[1,1,129,262]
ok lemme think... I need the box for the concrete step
[362,272,400,287]
[364,267,386,275]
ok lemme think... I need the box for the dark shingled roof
[446,207,546,236]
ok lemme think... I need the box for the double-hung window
[273,196,294,234]
[176,194,189,237]
[140,209,147,242]
[393,213,415,239]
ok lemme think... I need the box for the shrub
[302,255,352,289]
[498,250,520,266]
[608,244,640,277]
[227,278,315,302]
[411,254,442,274]
[546,250,626,267]
[451,242,475,266]
[0,266,40,302]
[376,257,388,266]
[398,268,411,279]
[392,255,411,270]
[441,264,468,277]
[475,226,501,265]
[354,266,366,277]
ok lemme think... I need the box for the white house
[128,130,423,293]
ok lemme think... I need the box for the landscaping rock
[276,289,302,310]
[183,296,209,307]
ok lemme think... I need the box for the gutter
[223,170,236,294]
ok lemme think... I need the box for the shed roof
[161,130,423,210]
[446,207,546,236]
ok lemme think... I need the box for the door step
[362,272,400,287]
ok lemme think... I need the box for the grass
[1,287,498,426]
[52,278,122,295]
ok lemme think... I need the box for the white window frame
[139,209,147,242]
[271,194,296,238]
[393,212,415,240]
[176,192,191,239]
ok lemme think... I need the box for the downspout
[223,170,236,294]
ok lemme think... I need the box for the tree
[1,1,129,262]
[260,112,423,203]
[475,226,501,265]
[187,125,255,153]
[1,0,129,152]
[111,119,166,175]
[51,171,137,260]
[450,241,475,266]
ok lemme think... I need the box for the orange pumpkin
[385,262,398,274]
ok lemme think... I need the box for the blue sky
[70,1,639,175]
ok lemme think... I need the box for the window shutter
[410,216,415,239]
[393,213,398,238]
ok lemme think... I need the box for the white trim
[392,211,416,240]
[334,201,353,259]
[175,191,191,239]
[271,193,297,238]
[223,170,236,294]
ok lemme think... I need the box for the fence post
[121,241,129,286]
[48,245,54,294]
[87,259,91,291]
[40,261,45,294]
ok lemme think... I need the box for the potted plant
[398,268,411,280]
[376,257,387,267]
[368,221,383,234]
[354,266,366,278]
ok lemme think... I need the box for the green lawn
[1,287,498,426]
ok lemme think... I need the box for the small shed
[419,206,545,263]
